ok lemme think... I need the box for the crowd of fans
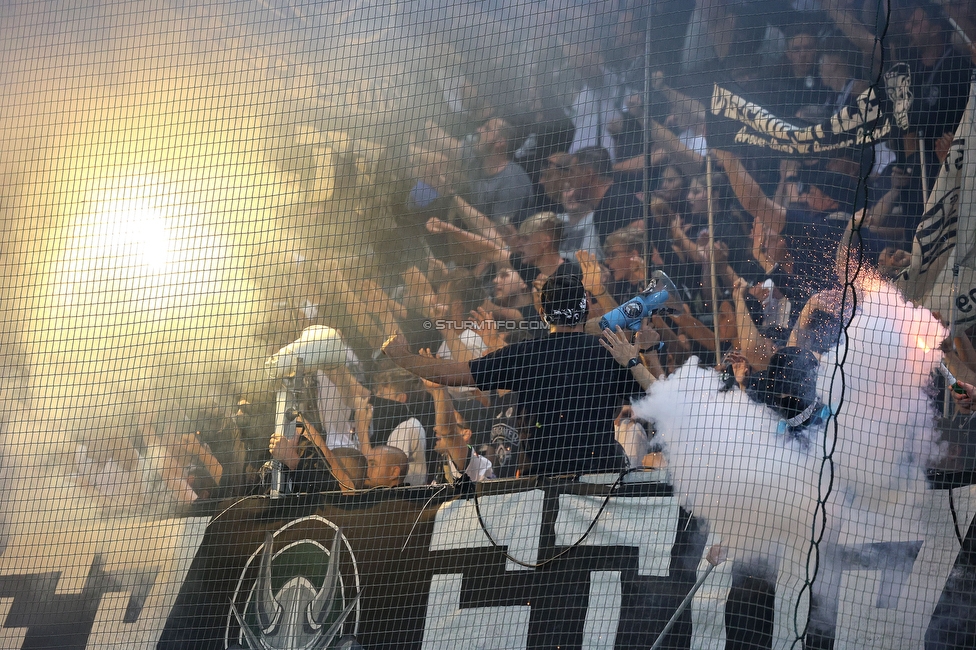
[71,0,976,507]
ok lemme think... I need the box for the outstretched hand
[576,250,605,295]
[381,332,411,361]
[601,326,640,367]
[471,307,505,350]
[416,348,444,390]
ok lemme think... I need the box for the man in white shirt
[315,347,370,450]
[370,368,428,486]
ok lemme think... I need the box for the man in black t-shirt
[382,275,644,477]
[901,3,973,182]
[571,147,644,243]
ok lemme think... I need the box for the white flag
[897,74,976,326]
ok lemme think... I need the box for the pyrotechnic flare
[632,279,947,648]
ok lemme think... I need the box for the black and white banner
[2,476,976,649]
[898,75,976,325]
[707,63,912,156]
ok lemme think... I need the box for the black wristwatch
[626,357,641,368]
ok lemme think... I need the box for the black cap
[758,346,820,420]
[452,397,492,446]
[797,166,859,212]
[540,274,588,326]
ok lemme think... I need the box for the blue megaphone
[599,271,679,331]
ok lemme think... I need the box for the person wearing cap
[713,148,883,307]
[749,347,829,439]
[382,275,644,477]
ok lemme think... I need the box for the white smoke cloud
[0,0,617,526]
[633,361,820,561]
[632,279,949,645]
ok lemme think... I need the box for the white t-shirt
[559,211,603,263]
[447,449,494,482]
[437,328,488,398]
[386,417,428,486]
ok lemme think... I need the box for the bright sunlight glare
[52,174,225,316]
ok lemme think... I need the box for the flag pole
[919,132,930,205]
[946,15,976,60]
[706,154,721,356]
[946,264,960,417]
[643,7,651,285]
[650,544,727,650]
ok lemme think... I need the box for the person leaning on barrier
[364,444,410,488]
[369,368,428,486]
[383,274,644,477]
[421,376,494,484]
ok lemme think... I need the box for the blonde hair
[518,211,563,244]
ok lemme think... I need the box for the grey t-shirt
[464,161,533,226]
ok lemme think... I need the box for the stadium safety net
[1,0,975,648]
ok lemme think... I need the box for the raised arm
[600,326,659,390]
[452,195,507,242]
[382,333,476,386]
[822,0,884,77]
[321,363,373,454]
[182,432,224,486]
[426,216,510,266]
[424,381,461,439]
[653,72,707,132]
[649,119,705,176]
[712,149,789,235]
[670,305,724,353]
[296,417,360,494]
[732,279,776,371]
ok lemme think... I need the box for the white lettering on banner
[581,571,621,649]
[421,487,972,648]
[0,516,208,650]
[421,574,531,650]
[429,490,544,571]
[554,495,679,577]
[0,597,26,649]
[421,491,541,650]
[424,493,679,648]
[831,488,976,649]
[687,487,974,650]
[836,570,900,647]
